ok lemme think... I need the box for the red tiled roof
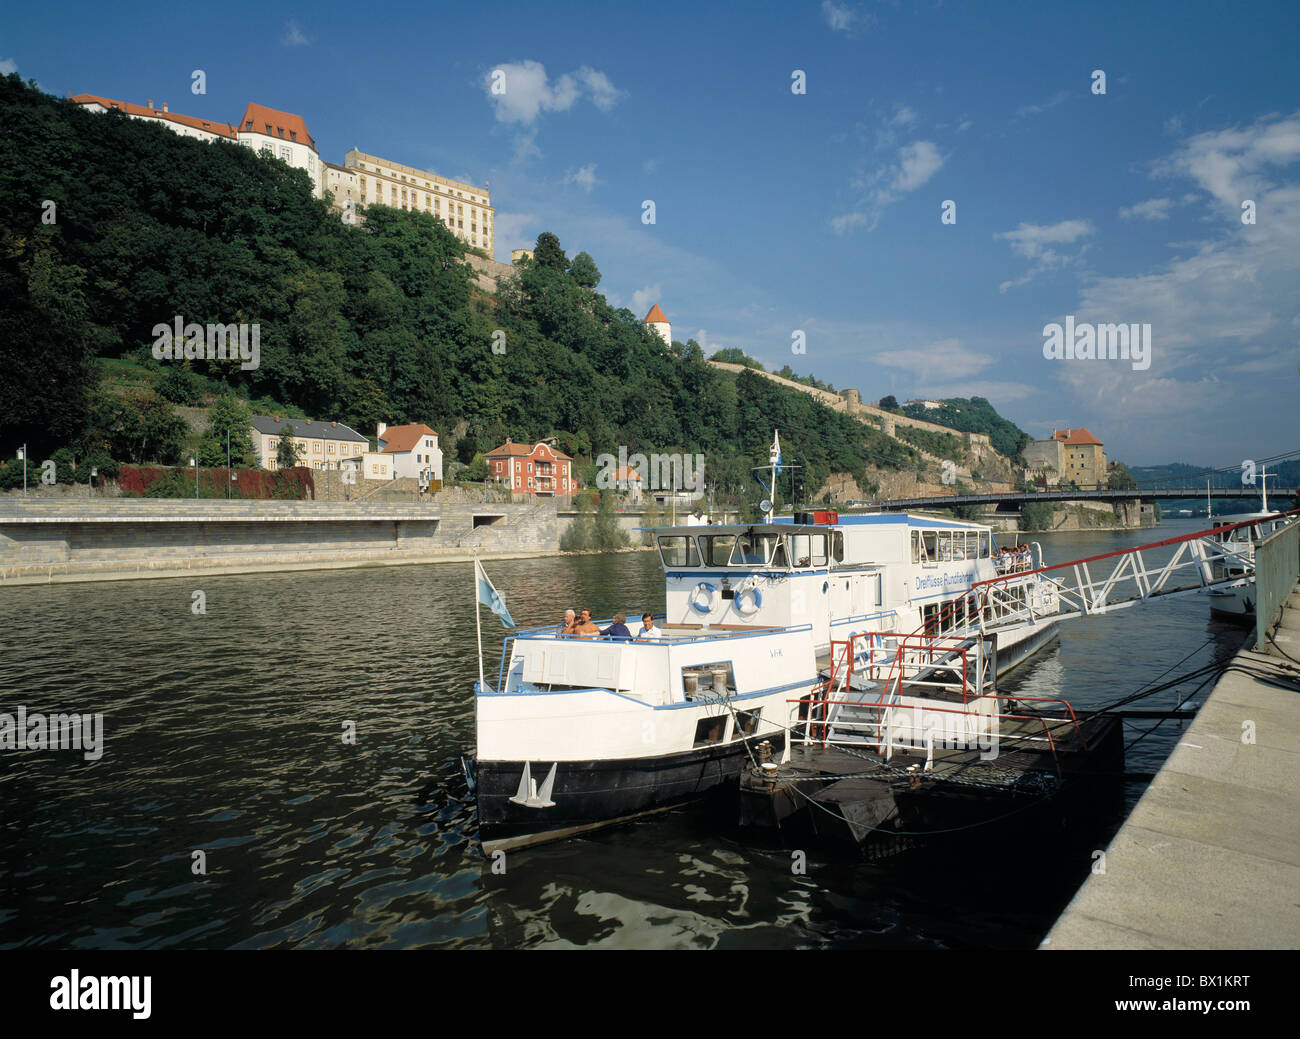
[238,102,316,150]
[613,466,643,483]
[70,94,237,139]
[642,304,668,324]
[1052,428,1103,446]
[486,441,573,461]
[378,424,439,454]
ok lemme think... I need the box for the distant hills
[1131,460,1300,493]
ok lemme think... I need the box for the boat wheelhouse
[651,512,1060,673]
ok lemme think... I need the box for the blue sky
[4,0,1298,467]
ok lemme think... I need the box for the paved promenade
[1043,586,1300,949]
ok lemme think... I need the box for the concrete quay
[0,498,563,585]
[1042,585,1300,949]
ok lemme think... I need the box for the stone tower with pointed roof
[643,304,671,346]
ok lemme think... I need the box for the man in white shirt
[637,613,662,639]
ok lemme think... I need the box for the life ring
[689,582,717,614]
[734,584,763,615]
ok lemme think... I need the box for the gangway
[963,509,1300,633]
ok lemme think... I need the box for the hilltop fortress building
[71,94,493,255]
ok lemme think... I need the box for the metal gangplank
[797,630,1089,774]
[965,509,1300,632]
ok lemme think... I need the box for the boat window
[870,572,883,606]
[951,533,966,560]
[789,532,828,568]
[730,533,775,566]
[699,534,737,567]
[657,536,701,568]
[732,709,761,738]
[693,716,728,747]
[770,538,791,569]
[938,532,952,561]
[831,531,844,563]
[911,531,921,563]
[921,531,937,567]
[979,532,990,558]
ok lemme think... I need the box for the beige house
[251,415,369,471]
[1022,428,1108,489]
[343,149,493,254]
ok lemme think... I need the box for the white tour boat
[472,502,1065,848]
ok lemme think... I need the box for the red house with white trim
[485,439,574,497]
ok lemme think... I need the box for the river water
[0,517,1247,949]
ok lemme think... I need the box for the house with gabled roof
[486,439,574,497]
[376,423,443,486]
[251,415,368,471]
[1022,427,1108,489]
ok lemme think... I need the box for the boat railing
[802,630,993,749]
[492,621,816,693]
[790,696,1086,776]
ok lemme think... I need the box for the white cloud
[576,67,622,111]
[830,211,870,235]
[1043,111,1300,461]
[994,219,1095,291]
[281,21,310,47]
[890,141,943,193]
[834,140,945,234]
[492,212,538,255]
[511,130,541,164]
[889,105,917,127]
[1015,90,1070,119]
[872,338,995,380]
[564,164,600,193]
[630,285,662,318]
[822,1,856,32]
[1119,198,1174,221]
[483,60,621,125]
[0,58,17,75]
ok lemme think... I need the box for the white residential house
[377,423,443,487]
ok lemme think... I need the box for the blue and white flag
[476,558,515,628]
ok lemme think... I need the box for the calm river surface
[0,517,1247,949]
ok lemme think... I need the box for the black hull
[477,734,786,839]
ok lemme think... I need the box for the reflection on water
[0,518,1247,948]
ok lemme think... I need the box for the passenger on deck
[573,608,600,638]
[637,613,663,640]
[558,608,577,635]
[600,613,632,640]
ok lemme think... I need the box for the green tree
[561,494,596,551]
[1107,461,1138,490]
[879,395,899,411]
[533,232,568,271]
[276,423,299,471]
[198,392,253,467]
[595,490,630,550]
[568,251,601,288]
[465,452,489,481]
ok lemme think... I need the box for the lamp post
[89,466,97,497]
[226,429,232,500]
[17,445,26,496]
[190,456,198,499]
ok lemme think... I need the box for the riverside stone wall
[0,499,563,585]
